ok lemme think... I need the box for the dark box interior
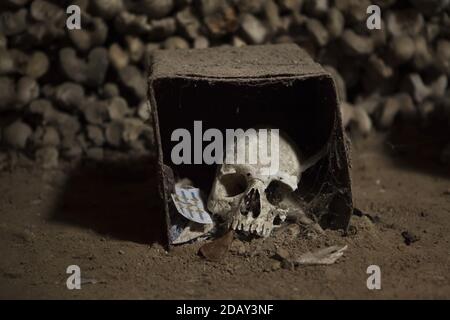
[154,78,335,190]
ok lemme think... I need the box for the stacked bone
[0,0,449,168]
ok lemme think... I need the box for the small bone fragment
[341,30,374,56]
[54,82,85,111]
[417,100,434,122]
[59,48,88,83]
[355,93,383,115]
[194,36,209,49]
[61,144,82,160]
[114,11,152,35]
[378,93,415,129]
[16,76,39,108]
[82,99,108,125]
[149,17,177,39]
[68,16,108,51]
[198,0,224,16]
[304,0,329,17]
[163,36,189,49]
[30,0,63,22]
[335,0,369,22]
[28,99,56,122]
[406,73,432,103]
[277,0,302,12]
[122,118,147,144]
[0,50,14,75]
[368,54,393,79]
[105,121,123,147]
[298,216,324,234]
[25,51,49,79]
[390,36,415,64]
[125,36,144,63]
[137,100,151,121]
[92,0,124,19]
[41,126,60,148]
[2,120,32,149]
[413,36,433,70]
[35,147,59,169]
[240,14,267,44]
[232,36,246,47]
[109,43,129,70]
[274,247,290,261]
[10,49,28,75]
[87,125,105,147]
[107,97,130,120]
[176,7,201,39]
[60,47,109,86]
[306,18,329,47]
[102,83,120,99]
[326,7,344,39]
[53,112,81,146]
[0,9,27,36]
[386,10,424,37]
[264,0,282,33]
[118,65,147,99]
[86,47,109,87]
[340,102,372,135]
[127,0,174,19]
[203,3,238,37]
[199,230,234,262]
[295,245,348,265]
[406,73,448,105]
[281,194,324,234]
[430,75,448,98]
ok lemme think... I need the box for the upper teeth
[230,218,269,237]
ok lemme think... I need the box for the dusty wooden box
[148,44,353,246]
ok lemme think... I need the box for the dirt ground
[0,131,449,299]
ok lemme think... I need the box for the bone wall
[0,0,449,168]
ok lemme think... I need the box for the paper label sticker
[171,222,214,245]
[171,186,213,224]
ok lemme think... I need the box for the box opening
[153,76,337,197]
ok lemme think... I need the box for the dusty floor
[0,132,449,299]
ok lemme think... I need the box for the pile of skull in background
[0,0,449,170]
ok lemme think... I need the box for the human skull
[207,128,306,237]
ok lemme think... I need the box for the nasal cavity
[240,188,261,218]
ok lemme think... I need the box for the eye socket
[265,180,293,205]
[219,173,248,197]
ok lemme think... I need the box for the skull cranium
[207,128,325,237]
